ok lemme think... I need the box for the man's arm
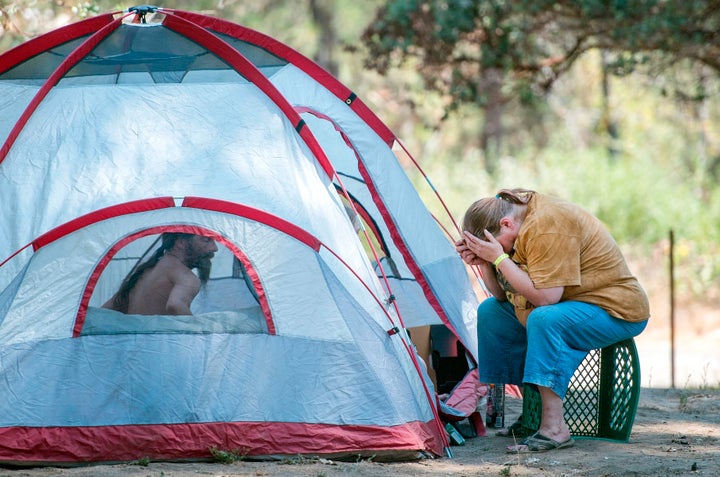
[165,269,201,315]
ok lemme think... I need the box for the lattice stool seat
[521,338,640,441]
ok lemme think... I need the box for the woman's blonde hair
[462,188,534,237]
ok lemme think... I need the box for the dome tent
[0,5,480,464]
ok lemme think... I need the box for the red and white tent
[0,6,480,465]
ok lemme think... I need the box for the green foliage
[71,2,100,18]
[279,454,318,465]
[209,446,247,464]
[403,45,720,299]
[131,456,150,466]
[360,0,720,170]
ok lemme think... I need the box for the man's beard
[195,257,212,285]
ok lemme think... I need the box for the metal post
[669,229,675,389]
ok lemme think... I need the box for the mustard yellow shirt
[498,193,650,326]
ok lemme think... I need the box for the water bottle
[444,422,466,446]
[485,383,505,428]
[493,383,505,428]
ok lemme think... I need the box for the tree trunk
[479,67,504,175]
[309,0,339,76]
[601,50,619,158]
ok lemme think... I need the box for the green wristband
[493,253,509,267]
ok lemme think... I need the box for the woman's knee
[477,298,525,343]
[526,305,559,335]
[477,298,514,330]
[477,297,505,317]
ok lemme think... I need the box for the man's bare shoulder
[168,262,201,289]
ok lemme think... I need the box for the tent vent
[128,5,160,23]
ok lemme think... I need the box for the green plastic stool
[521,338,641,441]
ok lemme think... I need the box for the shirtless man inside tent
[103,232,218,315]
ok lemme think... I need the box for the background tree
[361,0,720,175]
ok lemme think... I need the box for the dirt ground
[2,387,718,477]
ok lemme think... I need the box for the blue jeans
[476,297,648,399]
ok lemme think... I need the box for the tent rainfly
[0,5,481,465]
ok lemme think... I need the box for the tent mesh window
[521,338,641,442]
[0,25,293,83]
[0,37,90,81]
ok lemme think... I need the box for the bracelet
[493,253,509,268]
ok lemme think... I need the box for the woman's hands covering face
[455,230,505,266]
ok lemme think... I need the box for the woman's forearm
[479,262,507,300]
[494,257,563,306]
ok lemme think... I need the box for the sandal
[495,415,532,438]
[506,432,575,453]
